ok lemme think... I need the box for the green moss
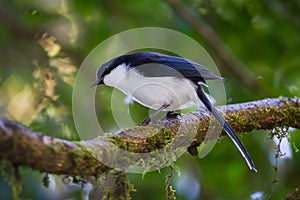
[111,135,128,150]
[65,142,103,176]
[162,127,174,143]
[282,100,300,127]
[49,145,61,153]
[146,127,174,152]
[230,113,239,121]
[95,171,136,200]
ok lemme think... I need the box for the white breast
[103,64,205,111]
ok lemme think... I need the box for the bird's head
[90,52,154,88]
[90,57,122,88]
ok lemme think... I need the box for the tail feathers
[196,86,257,172]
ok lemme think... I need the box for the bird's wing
[130,52,224,83]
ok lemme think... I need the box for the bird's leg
[165,111,181,119]
[141,104,170,125]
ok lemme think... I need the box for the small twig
[166,166,176,200]
[268,127,290,199]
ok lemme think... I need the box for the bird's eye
[103,67,110,75]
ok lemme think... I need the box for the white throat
[103,63,210,111]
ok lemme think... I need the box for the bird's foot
[165,111,181,119]
[140,117,151,126]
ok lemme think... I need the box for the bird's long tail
[196,86,257,172]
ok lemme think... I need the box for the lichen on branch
[0,97,299,176]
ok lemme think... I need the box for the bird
[91,51,257,172]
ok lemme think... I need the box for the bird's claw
[165,111,181,119]
[140,117,151,125]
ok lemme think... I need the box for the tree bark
[0,98,299,176]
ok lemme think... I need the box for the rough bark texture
[0,98,299,176]
[285,187,300,200]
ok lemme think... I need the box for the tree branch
[0,98,299,176]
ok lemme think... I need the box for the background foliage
[0,0,300,199]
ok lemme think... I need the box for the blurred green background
[1,0,300,199]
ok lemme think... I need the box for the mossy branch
[0,97,299,176]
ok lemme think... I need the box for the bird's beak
[90,79,101,88]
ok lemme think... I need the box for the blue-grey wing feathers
[124,52,224,83]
